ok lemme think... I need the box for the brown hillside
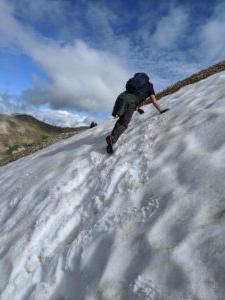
[0,114,89,166]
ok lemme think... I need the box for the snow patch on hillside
[1,72,225,299]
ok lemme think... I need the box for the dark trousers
[111,103,136,142]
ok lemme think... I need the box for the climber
[106,73,169,154]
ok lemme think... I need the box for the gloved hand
[137,108,145,114]
[160,108,170,114]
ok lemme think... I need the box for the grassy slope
[0,114,89,166]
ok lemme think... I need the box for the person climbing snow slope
[106,73,169,154]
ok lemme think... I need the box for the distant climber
[90,121,98,128]
[106,73,169,154]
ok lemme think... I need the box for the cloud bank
[199,1,225,63]
[0,93,90,127]
[152,6,189,49]
[0,1,130,115]
[1,0,225,124]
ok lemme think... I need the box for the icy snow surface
[1,72,225,300]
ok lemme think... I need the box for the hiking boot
[106,135,115,154]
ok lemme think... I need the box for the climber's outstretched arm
[149,94,162,112]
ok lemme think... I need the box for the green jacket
[112,91,138,117]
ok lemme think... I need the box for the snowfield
[1,72,225,300]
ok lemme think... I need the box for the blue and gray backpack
[126,73,149,93]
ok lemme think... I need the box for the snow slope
[1,71,225,300]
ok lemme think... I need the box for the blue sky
[0,0,225,126]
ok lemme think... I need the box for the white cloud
[2,0,223,120]
[0,93,90,127]
[0,1,130,114]
[199,2,225,62]
[11,0,67,25]
[152,6,188,49]
[31,109,91,127]
[9,0,86,44]
[201,21,225,60]
[23,40,129,112]
[0,93,25,113]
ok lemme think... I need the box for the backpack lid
[126,73,149,93]
[134,73,149,81]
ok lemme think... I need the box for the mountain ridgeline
[0,113,89,166]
